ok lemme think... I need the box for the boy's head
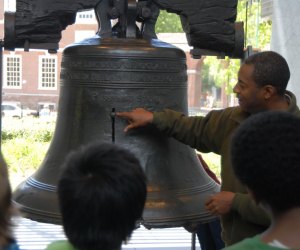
[0,154,14,246]
[231,111,300,214]
[58,142,147,250]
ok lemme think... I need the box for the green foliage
[155,10,183,33]
[1,118,55,187]
[201,152,221,180]
[201,63,215,93]
[202,57,240,93]
[2,127,53,142]
[3,139,50,177]
[238,0,272,49]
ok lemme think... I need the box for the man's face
[233,64,266,114]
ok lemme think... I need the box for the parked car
[22,106,39,117]
[1,102,38,118]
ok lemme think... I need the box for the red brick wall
[2,50,62,110]
[0,1,3,38]
[186,53,204,108]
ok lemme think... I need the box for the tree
[155,10,183,33]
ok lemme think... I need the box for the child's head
[0,154,15,247]
[58,142,147,250]
[231,111,300,215]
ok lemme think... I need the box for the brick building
[0,1,203,112]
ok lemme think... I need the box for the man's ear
[263,85,276,100]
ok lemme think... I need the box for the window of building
[39,56,57,90]
[75,10,97,24]
[3,55,22,89]
[77,12,93,19]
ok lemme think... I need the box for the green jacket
[45,240,76,250]
[223,235,294,250]
[152,91,300,245]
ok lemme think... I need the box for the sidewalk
[15,217,201,250]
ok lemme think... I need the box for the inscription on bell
[61,71,187,84]
[62,58,185,71]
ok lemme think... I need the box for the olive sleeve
[232,193,270,226]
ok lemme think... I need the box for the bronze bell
[11,0,225,229]
[13,35,219,228]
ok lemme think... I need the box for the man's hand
[116,108,154,132]
[205,191,235,215]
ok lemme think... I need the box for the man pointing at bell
[117,51,300,246]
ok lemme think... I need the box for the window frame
[75,10,97,24]
[38,55,58,90]
[3,54,22,89]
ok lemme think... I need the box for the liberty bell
[5,0,244,228]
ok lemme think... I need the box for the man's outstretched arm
[116,108,154,132]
